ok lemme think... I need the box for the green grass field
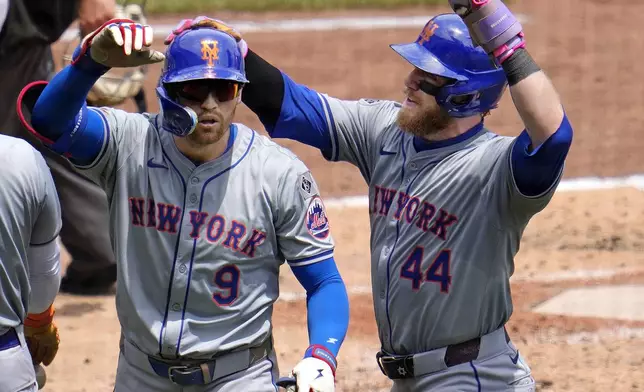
[145,0,445,14]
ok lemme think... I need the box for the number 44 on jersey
[400,246,452,293]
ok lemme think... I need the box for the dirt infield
[44,0,644,391]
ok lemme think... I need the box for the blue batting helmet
[390,13,508,118]
[156,27,248,137]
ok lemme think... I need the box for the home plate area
[533,285,644,322]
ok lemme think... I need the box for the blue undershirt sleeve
[511,113,573,196]
[268,72,334,153]
[290,257,349,358]
[30,61,109,165]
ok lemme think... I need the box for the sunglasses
[167,80,241,103]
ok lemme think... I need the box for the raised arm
[450,0,573,197]
[449,0,565,142]
[19,19,163,165]
[242,48,335,151]
[503,53,564,147]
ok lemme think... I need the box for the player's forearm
[291,258,349,360]
[305,274,349,355]
[26,238,62,314]
[29,63,108,163]
[243,49,333,151]
[449,1,566,148]
[32,61,103,139]
[503,51,565,149]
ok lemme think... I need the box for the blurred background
[3,0,644,390]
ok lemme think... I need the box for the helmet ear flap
[156,86,198,137]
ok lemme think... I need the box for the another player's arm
[19,145,64,366]
[9,144,64,318]
[504,54,565,148]
[451,0,573,197]
[243,48,394,179]
[274,161,349,382]
[21,20,162,189]
[26,151,63,316]
[499,19,573,197]
[291,259,349,369]
[20,34,116,168]
[242,49,333,152]
[505,51,573,197]
[25,60,109,166]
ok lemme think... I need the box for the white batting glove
[291,357,335,392]
[72,18,165,69]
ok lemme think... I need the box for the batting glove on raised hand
[72,18,165,70]
[163,16,248,58]
[24,305,60,366]
[448,0,524,63]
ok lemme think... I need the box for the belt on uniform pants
[148,336,273,386]
[0,328,19,351]
[376,327,512,380]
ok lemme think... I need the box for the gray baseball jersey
[319,96,561,355]
[75,107,334,359]
[0,135,62,334]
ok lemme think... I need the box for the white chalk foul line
[525,327,644,345]
[60,14,529,42]
[323,174,644,209]
[511,267,644,283]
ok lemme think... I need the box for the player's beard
[397,101,452,139]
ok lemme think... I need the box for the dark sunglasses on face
[167,80,241,103]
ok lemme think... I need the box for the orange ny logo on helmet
[201,39,219,67]
[418,21,439,45]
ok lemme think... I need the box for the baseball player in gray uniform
[17,17,349,392]
[202,1,573,390]
[0,134,63,391]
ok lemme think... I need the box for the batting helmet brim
[390,42,468,82]
[162,65,249,85]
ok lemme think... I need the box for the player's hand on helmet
[164,16,248,58]
[24,305,60,366]
[72,18,165,69]
[289,357,336,392]
[447,0,524,62]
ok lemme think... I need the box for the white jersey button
[172,303,181,311]
[191,177,199,184]
[409,162,417,170]
[179,264,187,273]
[189,194,198,203]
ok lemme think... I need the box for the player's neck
[423,116,483,142]
[173,131,231,164]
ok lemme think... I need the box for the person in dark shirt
[0,0,118,295]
